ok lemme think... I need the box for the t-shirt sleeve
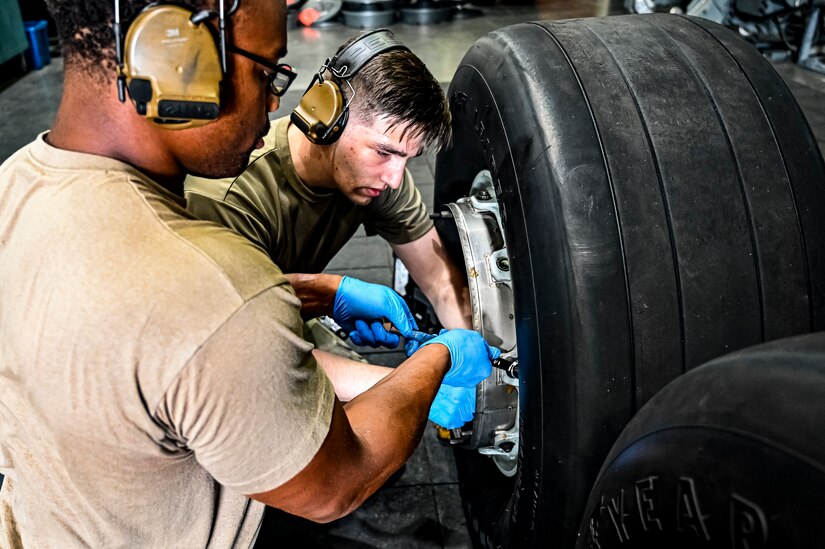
[185,175,275,254]
[364,168,434,244]
[156,285,335,495]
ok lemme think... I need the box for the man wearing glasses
[0,1,497,547]
[186,32,473,355]
[227,42,297,100]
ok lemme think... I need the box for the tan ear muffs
[121,4,222,130]
[291,28,408,145]
[290,78,347,145]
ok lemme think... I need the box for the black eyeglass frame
[226,44,297,97]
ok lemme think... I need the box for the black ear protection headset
[112,0,239,130]
[291,29,408,145]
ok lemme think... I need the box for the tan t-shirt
[0,135,335,548]
[184,116,433,273]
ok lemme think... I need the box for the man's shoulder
[184,174,236,203]
[176,219,292,301]
[1,135,141,192]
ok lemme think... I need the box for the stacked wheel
[577,333,825,548]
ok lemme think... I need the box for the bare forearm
[422,280,472,330]
[286,273,342,320]
[338,345,450,508]
[313,349,392,402]
[392,228,473,330]
[252,345,451,522]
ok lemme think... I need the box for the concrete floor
[1,1,824,548]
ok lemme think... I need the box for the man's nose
[267,94,280,114]
[383,158,407,189]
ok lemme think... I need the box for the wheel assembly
[439,170,519,477]
[432,13,825,548]
[578,333,825,548]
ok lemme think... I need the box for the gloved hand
[403,330,436,356]
[332,276,417,349]
[410,329,500,387]
[429,385,476,428]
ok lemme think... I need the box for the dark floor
[1,2,824,548]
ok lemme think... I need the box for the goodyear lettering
[677,477,710,541]
[635,476,662,532]
[584,476,771,547]
[607,489,630,543]
[588,515,602,549]
[730,494,767,549]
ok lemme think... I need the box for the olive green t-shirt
[184,116,433,273]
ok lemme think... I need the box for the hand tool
[390,328,518,377]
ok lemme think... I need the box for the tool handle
[492,356,518,378]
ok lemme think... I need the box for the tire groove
[576,17,688,377]
[678,14,814,333]
[663,16,766,343]
[531,20,638,413]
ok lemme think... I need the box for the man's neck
[287,121,336,189]
[48,72,186,194]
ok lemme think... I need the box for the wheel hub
[445,170,519,476]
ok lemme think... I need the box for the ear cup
[121,5,222,129]
[291,79,348,145]
[291,29,409,145]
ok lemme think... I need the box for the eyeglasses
[226,44,297,97]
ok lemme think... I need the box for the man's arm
[312,349,391,402]
[288,273,417,346]
[286,273,342,320]
[249,344,450,522]
[248,328,497,521]
[391,227,473,329]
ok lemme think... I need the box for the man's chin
[349,193,374,206]
[186,149,253,180]
[350,188,385,205]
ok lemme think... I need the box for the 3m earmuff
[291,29,409,145]
[112,1,238,130]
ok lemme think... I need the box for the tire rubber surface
[577,333,825,548]
[434,14,825,548]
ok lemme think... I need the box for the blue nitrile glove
[351,319,400,348]
[403,330,437,356]
[332,276,417,349]
[429,385,476,428]
[412,329,500,387]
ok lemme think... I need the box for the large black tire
[577,333,825,548]
[433,14,825,548]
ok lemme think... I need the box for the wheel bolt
[496,257,510,271]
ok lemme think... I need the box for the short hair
[331,34,452,153]
[46,0,213,77]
